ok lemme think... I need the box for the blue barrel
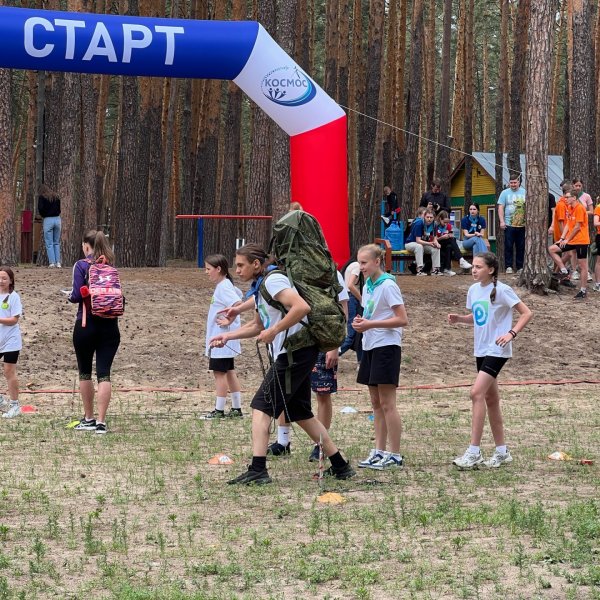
[384,220,404,250]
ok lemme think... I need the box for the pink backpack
[82,256,124,326]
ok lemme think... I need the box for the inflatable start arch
[0,7,349,265]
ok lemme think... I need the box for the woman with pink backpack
[68,230,122,434]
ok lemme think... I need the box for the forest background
[0,0,599,276]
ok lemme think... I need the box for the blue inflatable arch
[0,7,349,264]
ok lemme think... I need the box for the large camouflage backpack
[260,210,347,358]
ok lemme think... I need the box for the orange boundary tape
[13,379,600,395]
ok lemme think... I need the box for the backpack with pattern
[83,256,124,326]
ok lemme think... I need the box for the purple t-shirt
[68,256,93,320]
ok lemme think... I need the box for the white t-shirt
[256,272,304,358]
[336,271,350,303]
[360,278,404,351]
[467,281,521,358]
[344,262,360,289]
[205,279,243,358]
[0,291,23,353]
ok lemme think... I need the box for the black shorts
[251,345,319,422]
[209,357,235,372]
[357,345,401,386]
[73,317,120,382]
[560,244,588,259]
[0,351,19,364]
[310,351,338,394]
[476,356,509,378]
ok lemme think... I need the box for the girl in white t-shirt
[353,244,408,470]
[0,267,23,419]
[203,255,243,419]
[448,252,532,469]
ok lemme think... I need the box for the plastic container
[384,220,405,250]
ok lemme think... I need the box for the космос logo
[261,66,317,107]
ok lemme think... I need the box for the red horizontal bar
[176,214,273,220]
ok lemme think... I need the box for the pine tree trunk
[400,0,424,218]
[463,0,474,208]
[522,0,555,292]
[271,0,297,222]
[507,0,530,176]
[246,0,275,249]
[355,0,385,246]
[495,0,509,271]
[424,0,436,186]
[436,0,452,192]
[0,67,17,265]
[450,0,466,167]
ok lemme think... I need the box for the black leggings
[73,318,120,382]
[439,238,463,270]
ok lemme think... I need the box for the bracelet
[508,329,517,339]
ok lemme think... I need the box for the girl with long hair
[38,183,62,268]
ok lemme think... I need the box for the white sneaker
[48,263,56,268]
[587,273,593,282]
[452,450,483,470]
[505,267,513,274]
[443,269,456,276]
[571,271,580,281]
[2,403,21,418]
[459,258,472,269]
[56,262,62,269]
[369,452,404,470]
[482,449,513,469]
[416,270,427,277]
[358,449,385,468]
[0,394,9,411]
[593,283,600,292]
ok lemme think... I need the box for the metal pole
[197,218,203,267]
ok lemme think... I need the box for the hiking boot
[369,452,404,470]
[201,409,226,420]
[358,449,385,468]
[452,450,484,470]
[505,267,513,274]
[308,444,321,462]
[267,442,291,456]
[482,449,513,469]
[228,408,243,418]
[324,462,356,480]
[459,258,472,269]
[1,403,21,419]
[443,269,456,276]
[95,423,108,435]
[227,466,272,485]
[74,417,96,431]
[574,289,587,300]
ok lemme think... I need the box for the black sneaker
[560,278,576,288]
[74,417,96,431]
[228,408,243,418]
[267,442,291,456]
[324,462,356,480]
[200,409,226,420]
[308,445,321,462]
[95,422,108,435]
[574,289,587,300]
[227,467,272,485]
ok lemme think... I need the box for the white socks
[230,391,242,409]
[468,445,480,455]
[496,445,507,455]
[277,425,290,446]
[215,396,226,411]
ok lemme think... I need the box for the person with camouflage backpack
[209,241,354,485]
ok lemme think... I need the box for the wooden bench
[374,238,473,274]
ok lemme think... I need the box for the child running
[448,252,532,469]
[353,244,408,470]
[0,267,23,419]
[203,254,244,419]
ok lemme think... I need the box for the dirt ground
[11,262,600,404]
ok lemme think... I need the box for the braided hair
[476,251,499,303]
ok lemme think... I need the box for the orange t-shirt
[594,204,600,235]
[553,197,568,241]
[566,202,590,245]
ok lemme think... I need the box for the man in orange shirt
[548,191,590,299]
